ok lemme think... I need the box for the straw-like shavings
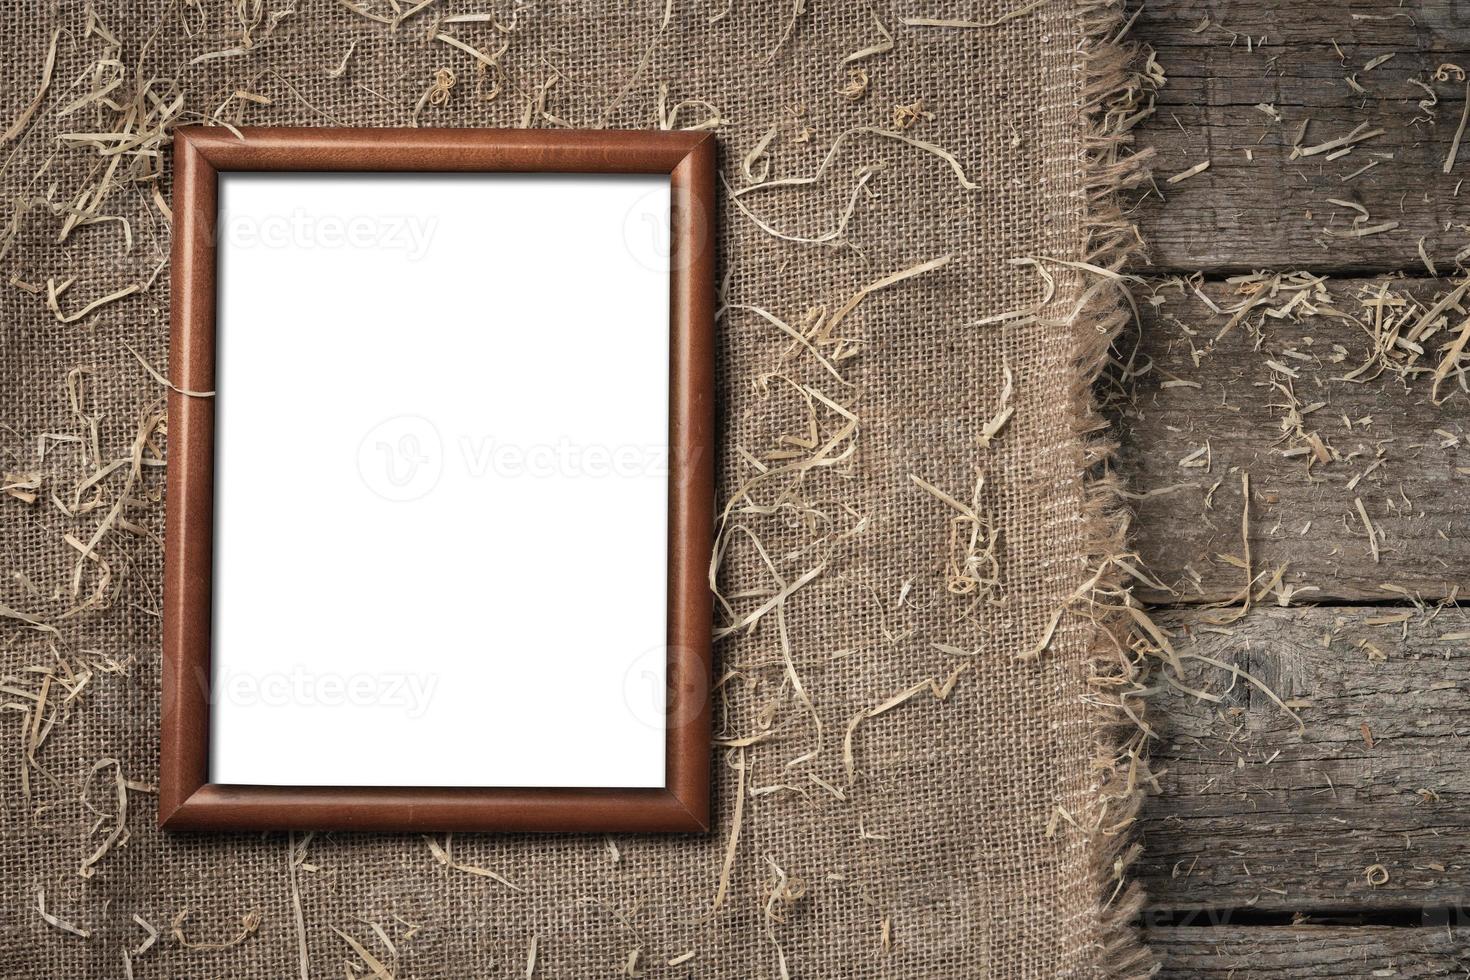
[287,832,313,980]
[901,0,1044,30]
[827,254,952,335]
[1447,82,1470,174]
[2,28,59,143]
[122,342,215,397]
[47,280,140,324]
[709,748,747,913]
[729,127,979,196]
[170,908,262,950]
[842,11,893,64]
[1431,315,1470,403]
[121,915,159,979]
[77,758,135,878]
[722,167,876,248]
[598,0,672,125]
[657,82,723,131]
[37,888,91,938]
[909,472,1002,603]
[978,363,1015,448]
[844,665,967,783]
[333,926,396,980]
[766,0,808,64]
[1354,496,1381,563]
[424,833,522,890]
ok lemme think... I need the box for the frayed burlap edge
[1072,0,1158,976]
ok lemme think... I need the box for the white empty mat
[209,172,671,788]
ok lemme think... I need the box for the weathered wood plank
[1120,275,1470,604]
[1149,924,1470,979]
[1135,3,1470,272]
[1142,1,1470,49]
[1138,605,1470,913]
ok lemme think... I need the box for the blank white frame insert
[209,172,671,788]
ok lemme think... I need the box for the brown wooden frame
[162,127,715,833]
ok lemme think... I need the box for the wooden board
[1137,605,1470,913]
[1120,275,1470,604]
[1150,924,1470,978]
[1129,2,1470,967]
[1135,3,1470,273]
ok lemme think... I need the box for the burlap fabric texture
[0,0,1154,976]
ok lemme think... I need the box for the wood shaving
[3,28,59,143]
[424,833,522,890]
[37,888,91,938]
[332,926,396,980]
[170,908,262,950]
[841,67,870,101]
[901,0,1044,30]
[844,11,893,64]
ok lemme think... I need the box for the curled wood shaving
[844,665,968,783]
[891,97,932,130]
[742,123,779,183]
[657,82,723,131]
[122,342,215,397]
[78,758,131,878]
[424,833,522,890]
[170,908,262,950]
[909,472,1001,601]
[69,403,166,600]
[428,67,456,106]
[121,915,159,978]
[761,856,801,978]
[47,280,140,324]
[729,127,979,197]
[901,0,1043,29]
[1431,315,1470,404]
[327,41,357,78]
[600,0,672,125]
[723,166,876,249]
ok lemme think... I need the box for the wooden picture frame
[161,128,715,833]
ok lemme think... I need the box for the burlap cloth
[0,1,1153,976]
